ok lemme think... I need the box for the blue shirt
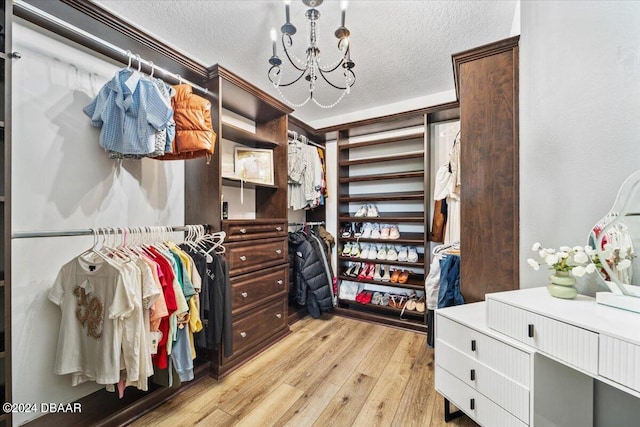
[84,69,173,155]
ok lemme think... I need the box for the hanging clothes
[288,138,325,210]
[83,68,174,157]
[433,132,461,244]
[155,84,216,163]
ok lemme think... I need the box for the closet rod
[13,0,210,95]
[288,221,325,226]
[287,130,324,149]
[12,225,206,239]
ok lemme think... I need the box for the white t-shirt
[48,255,134,385]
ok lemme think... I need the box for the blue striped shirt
[84,69,173,155]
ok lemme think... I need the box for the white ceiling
[94,0,518,128]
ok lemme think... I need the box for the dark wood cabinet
[185,67,293,379]
[453,36,520,302]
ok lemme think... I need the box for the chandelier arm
[281,35,308,72]
[317,67,353,90]
[270,68,309,87]
[318,46,350,73]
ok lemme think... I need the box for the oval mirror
[589,170,640,312]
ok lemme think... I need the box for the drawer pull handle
[241,292,248,298]
[277,279,283,285]
[240,332,247,338]
[240,255,247,261]
[276,313,282,319]
[276,226,283,231]
[470,398,475,410]
[528,324,535,338]
[471,340,476,352]
[275,249,282,255]
[240,228,247,234]
[470,369,475,381]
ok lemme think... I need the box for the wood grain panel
[456,38,519,303]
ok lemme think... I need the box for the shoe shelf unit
[334,108,459,333]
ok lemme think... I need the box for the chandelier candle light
[268,0,356,108]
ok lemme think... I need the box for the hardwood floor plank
[355,325,407,379]
[195,408,236,427]
[234,383,304,427]
[351,332,424,426]
[311,371,378,427]
[392,344,437,426]
[273,380,342,427]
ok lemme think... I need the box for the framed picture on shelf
[234,147,274,186]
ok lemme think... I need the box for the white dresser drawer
[487,299,598,375]
[436,339,530,423]
[435,365,528,427]
[436,314,530,387]
[599,335,640,392]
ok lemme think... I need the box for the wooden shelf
[339,151,424,166]
[221,122,278,147]
[339,232,425,245]
[338,133,424,150]
[340,171,423,183]
[333,306,427,333]
[339,191,424,203]
[0,120,4,129]
[0,351,4,359]
[0,196,5,203]
[337,275,425,291]
[339,212,425,223]
[222,176,278,189]
[338,254,425,268]
[0,280,4,288]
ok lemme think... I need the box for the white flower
[558,251,569,259]
[572,265,587,277]
[573,246,585,252]
[586,263,597,274]
[546,248,556,253]
[573,252,588,264]
[585,246,597,256]
[532,242,542,251]
[527,258,540,270]
[545,253,559,266]
[539,249,548,258]
[618,259,632,270]
[560,246,572,252]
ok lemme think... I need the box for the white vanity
[435,287,640,426]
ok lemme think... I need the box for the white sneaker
[374,264,383,281]
[367,245,378,260]
[377,245,387,260]
[361,223,373,239]
[397,246,408,262]
[360,244,370,259]
[371,223,381,239]
[407,246,419,263]
[387,246,398,261]
[354,204,368,217]
[367,204,379,217]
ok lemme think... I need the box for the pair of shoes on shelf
[373,264,391,281]
[356,290,373,304]
[354,204,368,217]
[344,262,360,277]
[360,222,379,239]
[357,263,376,280]
[389,293,408,309]
[371,292,390,306]
[396,246,419,263]
[340,222,352,238]
[390,269,412,284]
[342,242,353,257]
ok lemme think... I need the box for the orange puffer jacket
[157,84,216,162]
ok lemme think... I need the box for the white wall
[12,21,185,425]
[519,1,640,290]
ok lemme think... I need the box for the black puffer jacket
[289,231,333,318]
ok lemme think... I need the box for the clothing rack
[287,130,324,149]
[288,221,325,226]
[14,0,210,95]
[12,225,208,239]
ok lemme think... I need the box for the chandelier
[268,0,356,109]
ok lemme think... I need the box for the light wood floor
[130,315,478,427]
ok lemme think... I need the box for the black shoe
[353,222,363,237]
[340,222,352,238]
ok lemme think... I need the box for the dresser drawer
[231,298,288,356]
[436,339,529,423]
[487,299,598,375]
[226,237,287,275]
[435,365,528,427]
[599,335,640,392]
[231,264,288,314]
[223,219,287,241]
[436,314,530,387]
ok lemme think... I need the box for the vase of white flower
[527,242,597,299]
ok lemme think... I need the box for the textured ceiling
[94,0,517,128]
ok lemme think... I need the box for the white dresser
[435,287,640,426]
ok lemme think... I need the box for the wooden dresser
[212,219,290,378]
